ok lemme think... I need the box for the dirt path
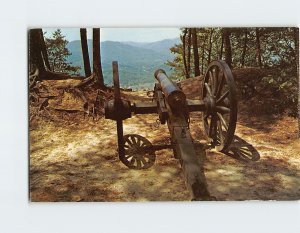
[29,91,300,201]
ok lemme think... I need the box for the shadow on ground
[225,135,260,162]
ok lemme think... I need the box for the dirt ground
[29,90,300,201]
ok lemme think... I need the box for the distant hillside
[66,38,180,89]
[123,38,180,53]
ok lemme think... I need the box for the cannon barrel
[154,69,186,110]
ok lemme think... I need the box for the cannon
[105,60,237,200]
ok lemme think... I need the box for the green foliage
[166,43,185,80]
[169,27,299,116]
[45,29,80,76]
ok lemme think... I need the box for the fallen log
[74,74,95,88]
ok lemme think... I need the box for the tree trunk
[219,34,224,60]
[182,29,189,78]
[30,29,86,82]
[207,28,213,65]
[201,44,205,75]
[38,29,51,71]
[187,29,191,77]
[294,27,300,137]
[192,28,200,76]
[29,29,46,73]
[256,28,262,68]
[201,36,207,75]
[241,29,248,67]
[80,28,92,77]
[223,28,232,68]
[93,28,105,88]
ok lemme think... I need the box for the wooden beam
[166,103,211,200]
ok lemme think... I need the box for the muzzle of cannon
[154,69,186,111]
[104,60,238,201]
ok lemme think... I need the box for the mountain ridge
[66,38,180,89]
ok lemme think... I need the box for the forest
[168,28,299,117]
[29,27,299,201]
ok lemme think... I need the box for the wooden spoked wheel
[202,60,238,152]
[120,134,156,170]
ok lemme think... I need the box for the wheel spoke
[215,106,230,114]
[129,157,135,166]
[215,73,224,98]
[126,139,134,147]
[203,114,209,121]
[136,159,142,169]
[131,136,138,145]
[203,114,210,133]
[217,112,228,131]
[209,114,217,140]
[217,120,224,145]
[208,121,213,138]
[216,90,229,104]
[209,71,214,94]
[205,83,213,97]
[212,69,218,96]
[136,136,141,146]
[209,70,213,80]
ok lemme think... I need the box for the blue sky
[43,28,181,42]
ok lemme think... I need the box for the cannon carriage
[105,60,238,200]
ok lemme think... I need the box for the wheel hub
[204,95,216,114]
